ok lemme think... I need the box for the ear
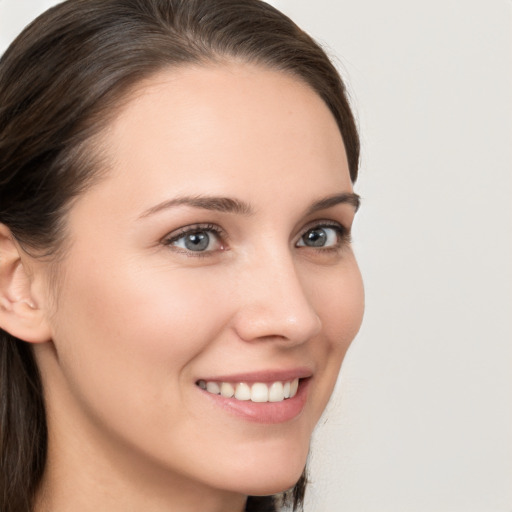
[0,224,52,343]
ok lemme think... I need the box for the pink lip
[196,367,313,384]
[197,376,311,424]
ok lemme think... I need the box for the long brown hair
[0,1,360,510]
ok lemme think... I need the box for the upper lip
[197,367,313,384]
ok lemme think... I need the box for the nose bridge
[233,245,322,344]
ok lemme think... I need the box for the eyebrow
[306,192,361,214]
[139,195,254,218]
[139,191,360,219]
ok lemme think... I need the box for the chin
[223,446,308,497]
[245,471,304,497]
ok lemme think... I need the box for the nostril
[232,305,321,345]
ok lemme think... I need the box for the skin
[21,63,364,512]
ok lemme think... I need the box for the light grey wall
[1,1,511,511]
[269,1,512,511]
[0,0,61,50]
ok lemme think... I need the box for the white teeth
[234,382,251,401]
[206,381,220,394]
[251,383,269,402]
[290,378,299,398]
[283,381,291,399]
[269,381,284,402]
[199,378,300,403]
[220,382,235,398]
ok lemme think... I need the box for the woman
[0,1,364,511]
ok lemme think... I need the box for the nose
[232,251,322,345]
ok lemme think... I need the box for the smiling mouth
[196,378,300,403]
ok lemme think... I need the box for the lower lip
[199,379,310,424]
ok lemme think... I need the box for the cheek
[314,257,364,351]
[49,258,232,419]
[84,252,220,327]
[306,257,364,408]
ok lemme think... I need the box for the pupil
[185,232,209,251]
[306,229,326,247]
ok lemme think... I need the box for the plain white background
[1,1,511,511]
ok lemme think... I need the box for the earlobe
[0,224,52,343]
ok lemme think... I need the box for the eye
[296,224,345,249]
[163,224,224,254]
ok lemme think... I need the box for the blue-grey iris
[184,231,210,251]
[303,228,327,247]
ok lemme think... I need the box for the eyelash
[299,221,352,253]
[162,223,226,258]
[161,220,351,257]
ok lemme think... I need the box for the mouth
[196,378,300,403]
[194,372,311,424]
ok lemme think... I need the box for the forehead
[87,63,351,213]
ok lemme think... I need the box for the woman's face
[36,64,364,500]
